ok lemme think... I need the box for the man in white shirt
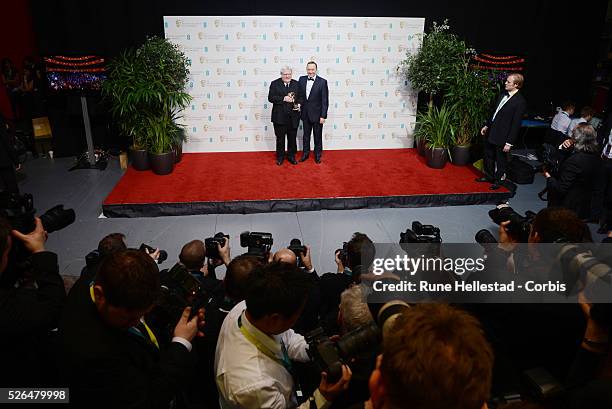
[215,262,351,409]
[550,101,575,135]
[568,106,594,135]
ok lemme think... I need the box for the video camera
[400,221,441,244]
[148,262,211,341]
[139,243,168,264]
[205,232,229,260]
[240,231,273,259]
[488,202,536,243]
[306,301,410,382]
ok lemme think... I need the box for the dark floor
[14,152,601,278]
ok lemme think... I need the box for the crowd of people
[0,202,611,409]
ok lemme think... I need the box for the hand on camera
[497,220,517,252]
[217,237,231,266]
[300,245,313,271]
[144,247,161,261]
[561,139,574,149]
[173,306,205,342]
[319,364,352,402]
[12,217,47,254]
[335,250,344,273]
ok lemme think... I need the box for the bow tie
[307,77,314,81]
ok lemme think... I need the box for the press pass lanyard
[89,283,160,350]
[238,314,304,400]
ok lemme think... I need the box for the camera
[288,238,306,256]
[0,192,75,235]
[475,229,498,245]
[139,243,168,264]
[488,203,536,243]
[240,231,273,258]
[205,232,229,260]
[148,262,211,341]
[536,143,564,176]
[306,300,410,382]
[400,221,441,244]
[335,242,348,266]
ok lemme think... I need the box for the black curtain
[31,0,608,113]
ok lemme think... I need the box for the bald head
[273,248,297,265]
[179,240,206,271]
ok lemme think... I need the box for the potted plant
[103,36,192,174]
[172,127,187,163]
[417,103,455,169]
[446,62,497,166]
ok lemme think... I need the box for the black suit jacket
[547,151,604,219]
[268,78,302,128]
[59,276,193,409]
[299,75,329,123]
[486,91,527,146]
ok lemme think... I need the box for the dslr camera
[139,243,168,264]
[488,202,536,243]
[400,221,441,244]
[205,232,229,260]
[240,231,273,258]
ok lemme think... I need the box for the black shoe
[299,153,309,162]
[315,156,321,164]
[288,157,297,165]
[489,183,501,190]
[475,177,491,183]
[276,158,283,166]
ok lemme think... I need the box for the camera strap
[89,283,160,350]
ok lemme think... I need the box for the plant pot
[173,144,183,164]
[451,145,471,166]
[425,146,448,169]
[129,147,150,171]
[416,138,427,156]
[149,151,175,175]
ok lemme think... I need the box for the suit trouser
[273,124,297,159]
[484,139,509,181]
[0,166,18,193]
[302,120,323,156]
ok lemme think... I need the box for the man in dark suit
[298,61,329,164]
[268,66,302,165]
[59,249,204,408]
[477,73,527,190]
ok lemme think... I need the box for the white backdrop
[163,16,424,153]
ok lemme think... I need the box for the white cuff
[172,337,193,352]
[313,389,331,409]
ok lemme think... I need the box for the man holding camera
[0,216,65,386]
[215,261,352,408]
[269,66,302,165]
[59,249,205,408]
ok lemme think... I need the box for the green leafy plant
[103,36,192,153]
[414,102,456,149]
[400,20,470,106]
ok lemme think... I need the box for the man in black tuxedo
[299,61,329,164]
[268,66,302,165]
[477,73,527,190]
[59,249,204,408]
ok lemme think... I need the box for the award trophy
[287,92,300,111]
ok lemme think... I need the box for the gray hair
[339,285,373,333]
[572,123,599,153]
[280,66,292,74]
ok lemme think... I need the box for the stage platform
[102,149,513,218]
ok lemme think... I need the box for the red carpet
[103,149,511,217]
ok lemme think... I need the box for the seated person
[568,106,594,135]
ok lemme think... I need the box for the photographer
[80,232,127,281]
[59,249,205,409]
[176,238,230,297]
[367,303,493,409]
[0,215,65,386]
[544,124,604,220]
[215,261,352,409]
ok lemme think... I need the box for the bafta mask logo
[252,20,257,28]
[364,21,369,28]
[201,102,208,110]
[290,20,296,28]
[400,22,406,29]
[274,32,280,40]
[393,112,398,119]
[237,80,244,87]
[379,101,384,108]
[344,123,349,130]
[325,133,331,140]
[237,56,243,64]
[311,33,316,40]
[346,56,352,64]
[344,101,350,108]
[218,113,224,120]
[377,123,383,129]
[220,136,225,142]
[327,44,332,52]
[203,125,210,132]
[361,67,367,75]
[200,80,206,88]
[199,56,206,64]
[347,33,353,40]
[175,20,182,27]
[384,33,389,40]
[345,79,351,86]
[255,134,262,141]
[290,44,296,52]
[359,112,365,119]
[216,68,222,76]
[358,133,363,139]
[395,90,401,97]
[327,21,333,28]
[214,20,220,28]
[216,45,222,52]
[239,102,245,109]
[198,32,204,40]
[253,45,258,52]
[381,57,387,64]
[253,68,259,75]
[254,91,261,98]
[326,68,332,75]
[254,113,262,120]
[236,33,242,40]
[274,56,279,63]
[362,45,368,52]
[380,79,386,86]
[217,91,224,98]
[360,90,366,97]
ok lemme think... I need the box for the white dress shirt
[215,301,330,409]
[306,75,316,100]
[568,117,587,135]
[551,110,572,135]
